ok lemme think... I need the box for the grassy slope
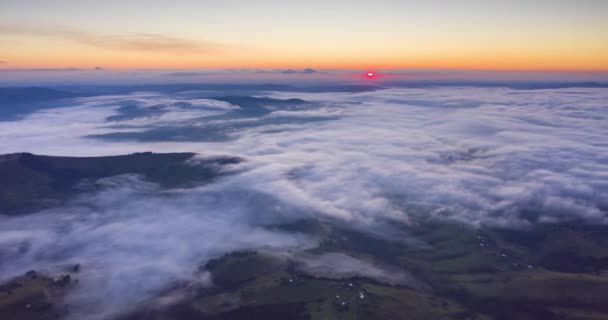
[185,221,608,320]
[3,220,608,320]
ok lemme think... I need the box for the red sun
[366,72,375,78]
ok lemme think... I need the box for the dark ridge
[210,96,309,115]
[0,152,242,215]
[0,87,97,119]
[0,87,76,105]
[105,105,167,122]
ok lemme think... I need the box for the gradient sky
[1,0,607,71]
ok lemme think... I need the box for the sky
[1,0,607,71]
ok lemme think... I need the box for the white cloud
[0,175,314,319]
[2,87,607,226]
[1,85,607,317]
[269,251,423,287]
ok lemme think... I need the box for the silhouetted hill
[0,87,90,119]
[0,87,76,105]
[0,152,242,215]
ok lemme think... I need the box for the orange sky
[1,0,607,71]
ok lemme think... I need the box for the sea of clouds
[0,85,607,318]
[2,86,606,226]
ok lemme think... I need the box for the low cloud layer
[0,85,607,318]
[1,87,607,227]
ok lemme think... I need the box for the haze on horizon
[1,0,607,72]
